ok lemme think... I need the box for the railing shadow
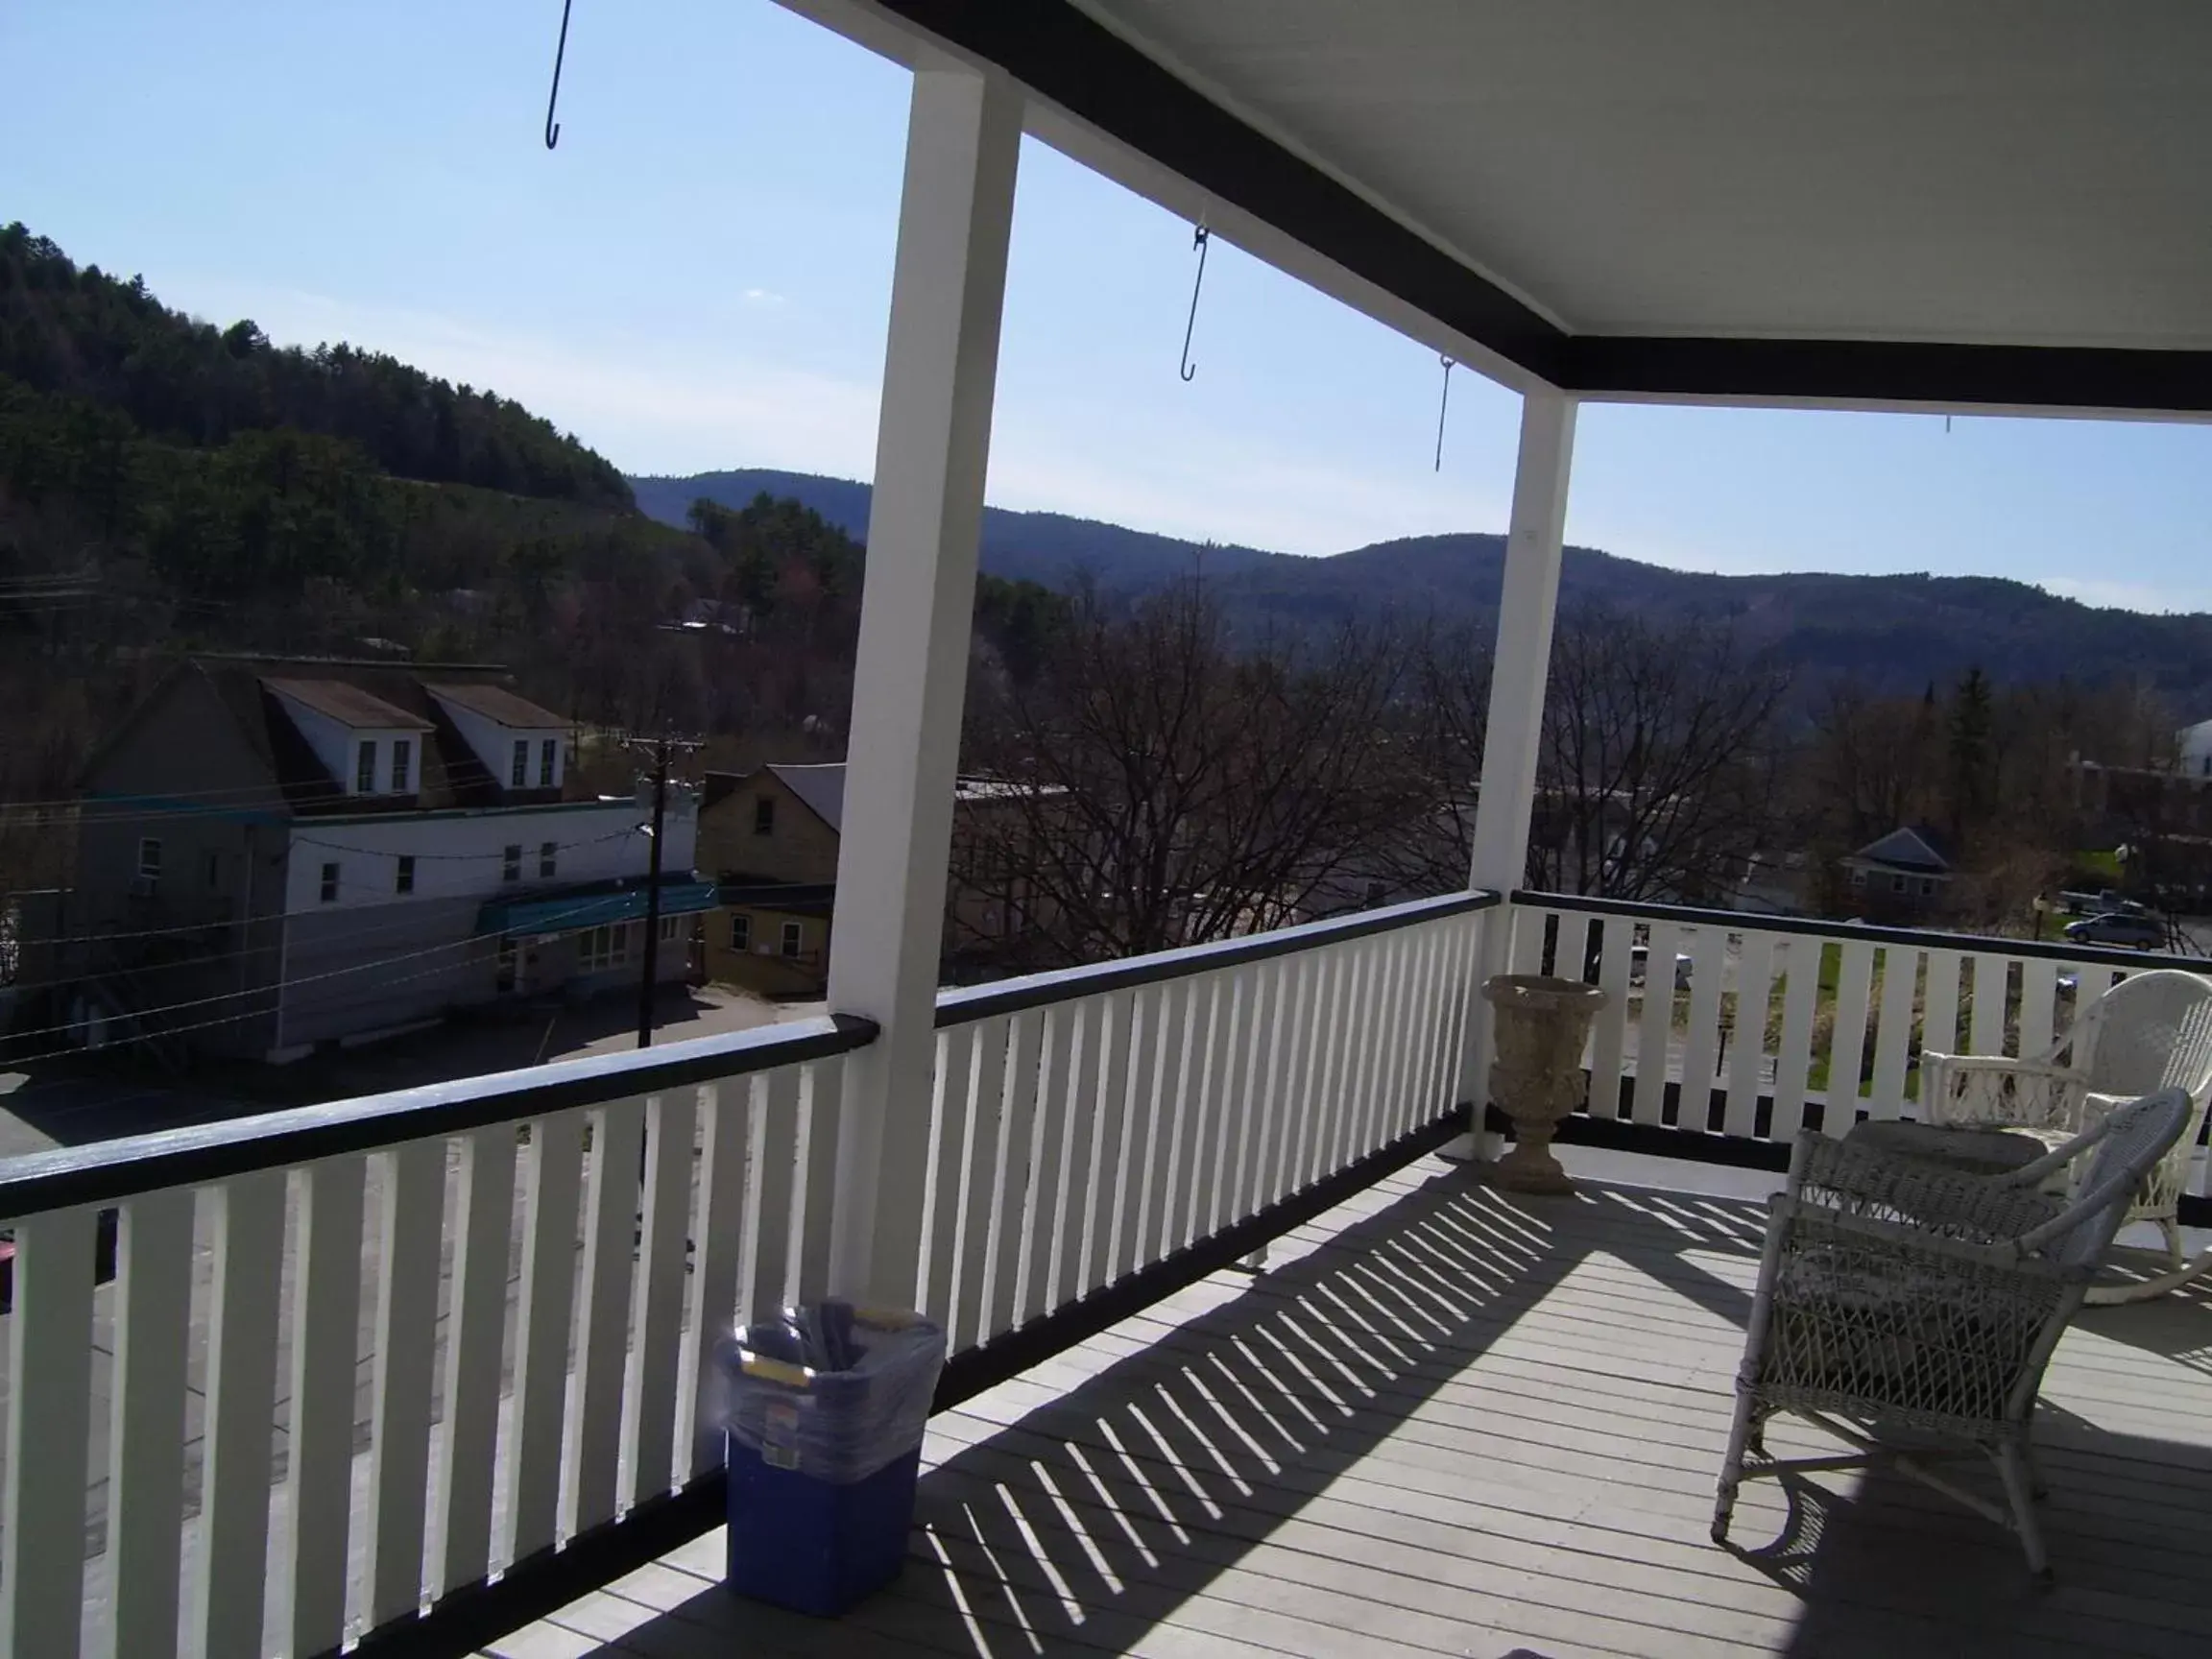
[500,1165,2212,1658]
[517,1166,1770,1657]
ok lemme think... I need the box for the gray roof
[424,682,570,731]
[769,763,847,833]
[1850,827,1952,874]
[264,678,432,732]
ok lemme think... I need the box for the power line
[4,890,653,1050]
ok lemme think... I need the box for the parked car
[2063,911,2167,950]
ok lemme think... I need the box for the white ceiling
[1076,0,2212,351]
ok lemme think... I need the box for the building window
[396,854,417,895]
[1920,877,1936,897]
[502,843,522,882]
[320,862,340,903]
[1848,868,1866,888]
[539,840,557,879]
[731,913,751,951]
[355,739,377,793]
[540,737,559,788]
[392,738,413,793]
[135,837,162,890]
[204,852,223,890]
[660,914,683,944]
[511,739,529,788]
[754,797,775,836]
[1890,874,1906,894]
[781,920,803,960]
[578,921,633,973]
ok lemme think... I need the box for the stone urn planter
[1481,974,1609,1194]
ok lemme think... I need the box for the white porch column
[826,61,1022,1301]
[1453,388,1577,1150]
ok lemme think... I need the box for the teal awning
[479,877,719,937]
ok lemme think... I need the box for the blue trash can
[716,1301,946,1618]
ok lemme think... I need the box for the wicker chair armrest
[1769,1194,2082,1287]
[1788,1131,2065,1243]
[1919,1051,2086,1131]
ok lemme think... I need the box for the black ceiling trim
[870,3,2212,415]
[1566,335,2212,415]
[871,0,1568,377]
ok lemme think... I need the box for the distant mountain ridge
[632,468,2212,718]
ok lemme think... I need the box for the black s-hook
[544,0,575,150]
[1179,225,1210,382]
[1434,354,1455,471]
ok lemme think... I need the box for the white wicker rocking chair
[1712,1088,2191,1578]
[1922,968,2212,1269]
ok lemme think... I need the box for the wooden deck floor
[481,1149,2212,1659]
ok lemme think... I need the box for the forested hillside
[648,469,2212,719]
[0,228,1053,896]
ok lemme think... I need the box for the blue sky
[8,0,2212,612]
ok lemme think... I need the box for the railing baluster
[1255,954,1307,1205]
[952,1018,1009,1351]
[1920,949,1963,1089]
[1363,932,1414,1149]
[1770,937,1822,1141]
[1194,968,1246,1239]
[1108,986,1160,1284]
[1869,946,1920,1117]
[985,1010,1045,1338]
[1509,903,1548,974]
[1825,939,1876,1126]
[626,1088,699,1508]
[747,1067,803,1323]
[1588,915,1635,1120]
[567,1096,645,1535]
[2,1205,97,1659]
[1722,932,1776,1138]
[1676,926,1728,1132]
[2074,962,2117,1021]
[107,1187,195,1659]
[283,1156,367,1655]
[685,1079,751,1475]
[1080,988,1135,1295]
[505,1109,585,1565]
[192,1169,285,1659]
[1013,1004,1070,1325]
[1291,943,1341,1190]
[1969,952,2008,1054]
[1339,939,1388,1167]
[1162,974,1214,1251]
[923,1024,976,1327]
[434,1129,517,1599]
[1222,961,1272,1225]
[365,1136,447,1628]
[1030,999,1093,1327]
[1632,922,1680,1124]
[1412,920,1456,1125]
[794,1058,845,1304]
[2019,958,2060,1057]
[1041,998,1095,1315]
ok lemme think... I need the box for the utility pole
[626,733,702,1047]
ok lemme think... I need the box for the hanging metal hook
[1433,354,1455,471]
[543,0,575,150]
[1179,224,1211,382]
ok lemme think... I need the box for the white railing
[1508,891,2211,1146]
[919,892,1493,1358]
[0,889,1499,1659]
[0,1016,870,1659]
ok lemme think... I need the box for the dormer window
[511,740,529,789]
[356,740,377,793]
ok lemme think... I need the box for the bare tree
[952,579,1419,967]
[1529,605,1791,902]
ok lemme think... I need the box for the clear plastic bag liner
[713,1301,947,1483]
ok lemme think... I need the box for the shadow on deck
[488,1158,2212,1659]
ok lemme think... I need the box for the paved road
[0,982,819,1158]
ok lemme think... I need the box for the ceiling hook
[1179,224,1211,382]
[543,0,575,150]
[1434,354,1455,471]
